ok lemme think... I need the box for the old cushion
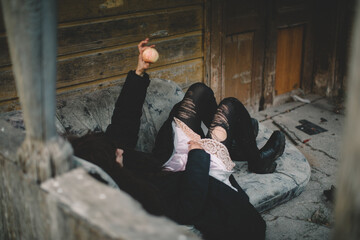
[0,78,310,213]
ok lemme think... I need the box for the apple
[142,48,159,63]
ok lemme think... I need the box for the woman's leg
[206,97,284,173]
[206,97,262,167]
[171,82,218,134]
[152,82,218,163]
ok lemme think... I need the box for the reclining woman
[71,38,285,240]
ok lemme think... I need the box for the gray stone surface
[253,94,323,122]
[254,96,343,239]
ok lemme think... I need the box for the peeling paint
[99,0,124,9]
[150,30,169,38]
[314,73,328,88]
[232,71,251,84]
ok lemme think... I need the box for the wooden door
[207,0,314,110]
[221,0,266,110]
[223,33,253,104]
[262,0,313,106]
[275,25,304,95]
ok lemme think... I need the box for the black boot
[249,130,285,174]
[230,118,259,161]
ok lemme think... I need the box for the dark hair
[69,132,117,171]
[67,132,165,216]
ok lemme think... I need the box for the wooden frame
[206,0,223,102]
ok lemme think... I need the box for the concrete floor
[252,94,345,240]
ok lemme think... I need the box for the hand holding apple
[142,47,159,63]
[135,38,158,76]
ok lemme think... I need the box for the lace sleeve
[174,117,235,171]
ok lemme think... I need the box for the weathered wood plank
[56,33,202,88]
[58,0,202,24]
[55,58,204,96]
[0,6,203,67]
[0,58,203,112]
[55,58,203,94]
[0,98,20,112]
[42,168,200,239]
[149,58,204,87]
[57,6,202,56]
[0,33,202,102]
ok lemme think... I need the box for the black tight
[172,82,217,136]
[154,82,262,169]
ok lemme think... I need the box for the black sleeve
[174,149,211,224]
[122,148,163,172]
[105,70,150,149]
[108,165,165,216]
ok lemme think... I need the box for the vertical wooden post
[1,0,71,182]
[209,0,223,102]
[333,0,360,239]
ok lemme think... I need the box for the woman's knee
[186,82,214,99]
[218,97,248,115]
[219,97,242,108]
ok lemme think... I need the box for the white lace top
[162,117,237,191]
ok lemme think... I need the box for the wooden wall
[207,0,355,111]
[0,0,204,112]
[311,0,355,97]
[262,0,355,104]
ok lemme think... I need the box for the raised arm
[105,38,155,148]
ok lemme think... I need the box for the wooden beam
[1,0,56,140]
[333,0,360,238]
[1,0,71,182]
[209,0,223,102]
[204,0,211,86]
